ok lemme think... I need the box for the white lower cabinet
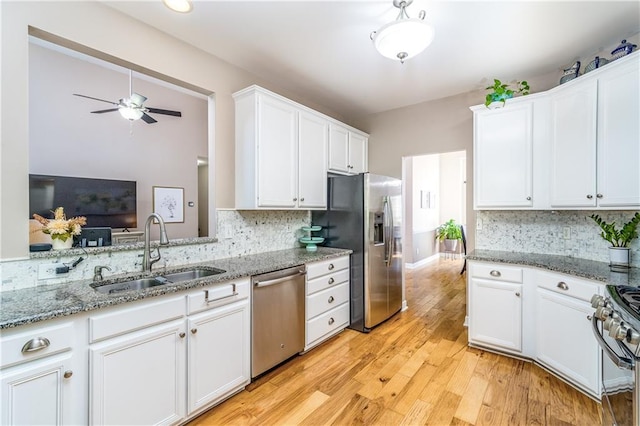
[305,256,351,351]
[187,298,250,414]
[90,319,187,426]
[0,318,86,426]
[468,275,522,353]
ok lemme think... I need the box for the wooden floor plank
[187,259,600,426]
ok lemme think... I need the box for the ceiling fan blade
[130,92,147,106]
[141,113,157,124]
[146,107,182,117]
[91,108,120,114]
[73,93,118,105]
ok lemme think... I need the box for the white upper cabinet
[550,54,640,208]
[472,101,534,209]
[328,123,368,175]
[298,111,328,208]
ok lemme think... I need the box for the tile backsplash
[0,210,310,292]
[475,210,640,268]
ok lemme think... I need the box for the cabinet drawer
[89,296,184,343]
[536,270,601,302]
[306,256,349,280]
[307,268,349,295]
[307,282,349,319]
[187,278,250,315]
[307,303,349,345]
[471,263,523,283]
[1,322,74,369]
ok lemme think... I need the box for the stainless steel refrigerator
[312,173,403,332]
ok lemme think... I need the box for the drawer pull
[328,277,335,285]
[63,370,73,379]
[328,296,335,303]
[21,337,50,353]
[191,328,198,334]
[557,282,569,291]
[328,317,335,325]
[489,270,501,277]
[328,263,335,271]
[204,283,237,304]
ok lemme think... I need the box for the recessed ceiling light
[163,0,193,13]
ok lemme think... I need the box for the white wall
[438,150,466,227]
[29,43,207,240]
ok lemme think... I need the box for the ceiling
[104,1,639,120]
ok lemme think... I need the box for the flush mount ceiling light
[370,0,434,64]
[163,0,193,13]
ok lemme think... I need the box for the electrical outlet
[562,226,571,240]
[476,218,483,230]
[38,263,60,280]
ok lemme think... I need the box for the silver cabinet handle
[179,332,186,338]
[293,198,297,202]
[328,277,335,285]
[328,296,335,303]
[587,194,593,199]
[300,198,305,202]
[328,317,335,325]
[255,270,306,287]
[205,283,238,303]
[489,270,501,277]
[328,263,335,271]
[21,337,50,353]
[515,292,521,297]
[526,196,532,201]
[597,194,603,198]
[587,315,593,321]
[63,370,73,379]
[191,328,197,334]
[557,282,569,291]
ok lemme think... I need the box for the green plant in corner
[589,212,640,247]
[485,79,530,107]
[436,219,462,241]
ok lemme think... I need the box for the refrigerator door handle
[383,197,393,267]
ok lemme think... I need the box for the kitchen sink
[92,267,226,294]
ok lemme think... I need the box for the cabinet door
[257,95,298,208]
[536,288,600,395]
[469,278,522,352]
[328,124,350,174]
[474,103,533,208]
[348,132,367,174]
[597,60,640,207]
[1,353,74,426]
[187,301,250,414]
[298,112,328,209]
[549,80,598,207]
[90,320,186,426]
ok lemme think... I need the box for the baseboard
[401,300,408,311]
[405,253,439,269]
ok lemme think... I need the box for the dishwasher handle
[254,269,306,288]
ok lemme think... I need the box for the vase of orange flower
[32,207,87,250]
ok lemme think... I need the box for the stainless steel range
[592,285,640,426]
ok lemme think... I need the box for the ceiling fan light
[119,107,144,121]
[163,0,193,13]
[373,19,434,62]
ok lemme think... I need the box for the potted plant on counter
[590,212,640,267]
[436,219,462,252]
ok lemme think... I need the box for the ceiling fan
[73,71,182,124]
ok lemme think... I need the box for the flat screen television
[29,174,137,229]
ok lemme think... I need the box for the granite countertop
[0,247,351,329]
[467,249,640,287]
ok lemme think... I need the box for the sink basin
[163,267,225,283]
[92,277,168,295]
[92,267,226,294]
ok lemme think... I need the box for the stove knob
[627,329,640,345]
[604,316,619,331]
[609,321,628,341]
[595,306,612,321]
[591,294,605,308]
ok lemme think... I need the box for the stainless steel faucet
[142,213,170,272]
[93,265,112,283]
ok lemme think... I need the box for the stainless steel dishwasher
[251,265,306,378]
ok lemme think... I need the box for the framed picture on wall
[153,186,184,223]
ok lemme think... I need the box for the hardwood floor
[188,259,602,425]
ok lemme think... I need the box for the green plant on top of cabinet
[484,79,530,107]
